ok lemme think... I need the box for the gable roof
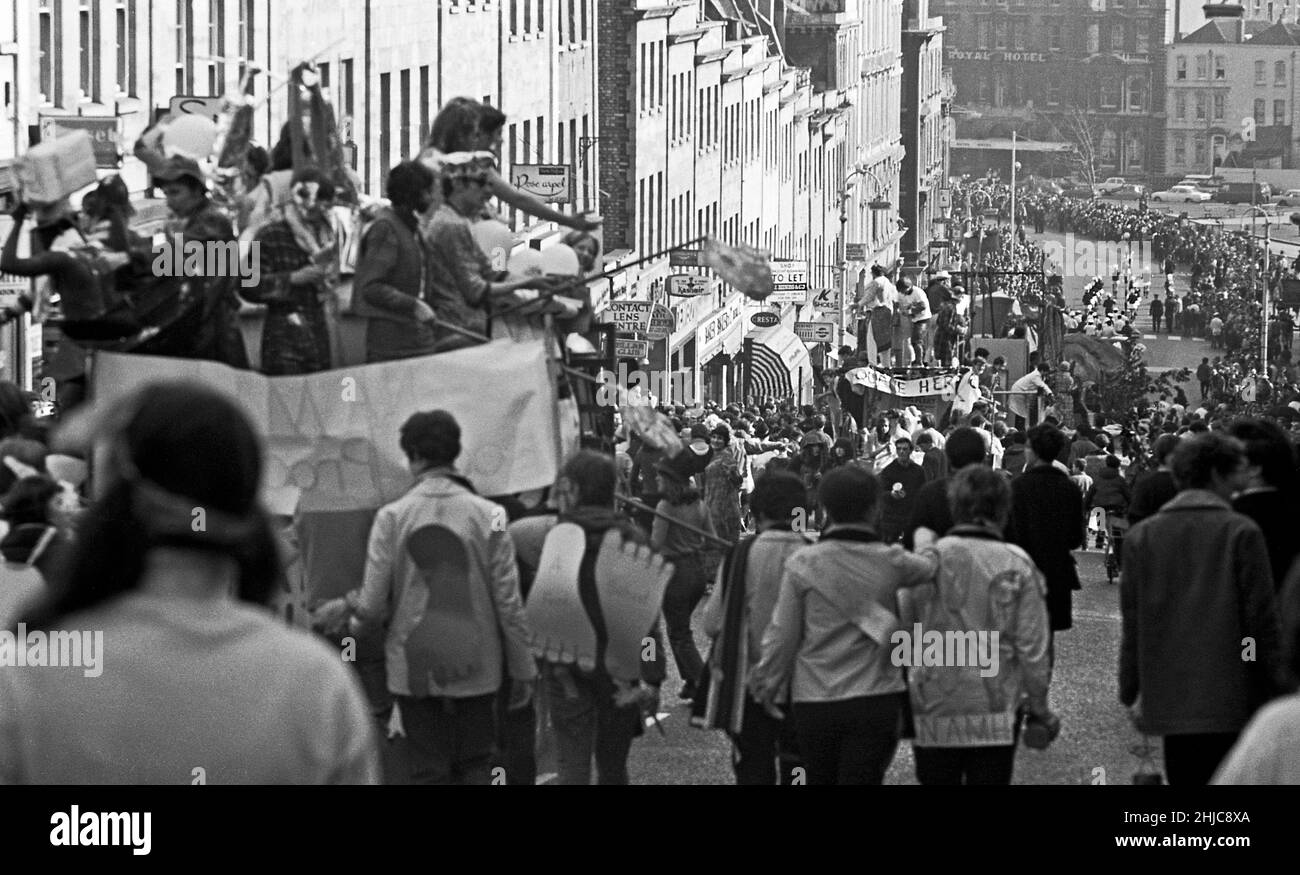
[1248,22,1299,46]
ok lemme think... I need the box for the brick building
[935,0,1168,182]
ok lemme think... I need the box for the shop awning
[745,327,814,402]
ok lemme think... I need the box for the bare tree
[1044,108,1105,187]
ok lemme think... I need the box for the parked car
[1060,181,1097,199]
[1103,184,1147,199]
[1096,177,1130,195]
[1177,175,1224,194]
[1275,189,1300,207]
[1151,185,1211,203]
[1212,182,1272,204]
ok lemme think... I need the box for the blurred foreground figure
[0,382,379,784]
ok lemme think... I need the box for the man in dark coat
[878,436,927,544]
[1127,434,1181,526]
[353,161,440,363]
[1229,419,1300,590]
[1006,424,1084,644]
[1120,433,1283,785]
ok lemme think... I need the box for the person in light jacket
[318,410,536,785]
[904,466,1054,785]
[1120,432,1284,786]
[749,466,937,785]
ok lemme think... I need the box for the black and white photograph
[0,0,1294,857]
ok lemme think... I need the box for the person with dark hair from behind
[1229,419,1300,589]
[652,454,715,702]
[1127,433,1182,526]
[1121,433,1283,785]
[906,467,1054,784]
[1006,424,1084,655]
[1084,455,1131,520]
[1213,573,1300,781]
[353,161,442,363]
[905,427,987,550]
[0,476,62,627]
[0,382,379,783]
[701,472,811,784]
[0,383,38,441]
[750,466,937,785]
[508,451,667,785]
[315,409,535,785]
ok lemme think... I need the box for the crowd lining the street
[1,98,1299,786]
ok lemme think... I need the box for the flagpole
[616,493,735,549]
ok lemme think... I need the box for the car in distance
[1151,184,1210,203]
[1096,177,1130,195]
[1275,189,1300,207]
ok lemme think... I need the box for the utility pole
[1010,131,1018,238]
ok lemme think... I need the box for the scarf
[697,535,757,734]
[279,200,340,290]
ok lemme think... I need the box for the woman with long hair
[421,98,599,232]
[702,424,745,546]
[651,458,715,703]
[0,382,378,784]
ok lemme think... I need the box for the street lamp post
[1244,205,1272,371]
[839,164,894,347]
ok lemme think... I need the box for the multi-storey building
[900,0,949,269]
[597,0,904,405]
[1165,4,1300,175]
[3,1,598,219]
[935,0,1167,181]
[0,1,600,387]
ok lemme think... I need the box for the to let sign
[770,260,809,305]
[604,301,653,333]
[510,164,572,204]
[38,116,123,168]
[795,322,836,343]
[845,243,867,261]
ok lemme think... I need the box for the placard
[794,322,835,343]
[509,164,572,204]
[615,339,650,360]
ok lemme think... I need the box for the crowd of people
[0,83,600,412]
[1,371,1297,786]
[5,95,1300,787]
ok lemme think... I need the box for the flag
[90,340,563,512]
[949,368,983,418]
[289,63,357,205]
[701,237,774,302]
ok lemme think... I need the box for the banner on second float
[92,340,563,513]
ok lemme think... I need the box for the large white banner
[92,340,563,512]
[845,364,965,398]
